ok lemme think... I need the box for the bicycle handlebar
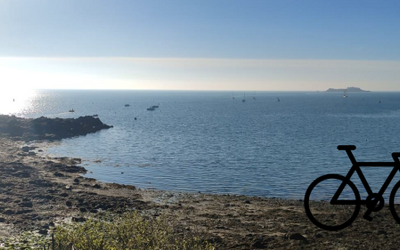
[392,153,400,161]
[337,145,356,151]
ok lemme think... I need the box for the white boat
[69,109,75,113]
[343,90,348,98]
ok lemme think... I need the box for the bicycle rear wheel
[304,174,360,231]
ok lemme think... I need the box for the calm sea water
[5,90,400,199]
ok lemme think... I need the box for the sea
[4,90,400,200]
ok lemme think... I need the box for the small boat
[378,100,381,104]
[69,109,75,113]
[343,90,348,98]
[147,107,155,111]
[152,105,159,108]
[242,92,246,102]
[93,114,98,117]
[124,104,130,107]
[277,97,280,102]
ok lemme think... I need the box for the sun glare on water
[0,88,37,116]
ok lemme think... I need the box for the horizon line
[26,88,397,92]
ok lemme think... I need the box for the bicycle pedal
[363,215,373,221]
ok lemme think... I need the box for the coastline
[1,116,400,249]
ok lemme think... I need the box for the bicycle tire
[304,174,361,231]
[389,180,400,224]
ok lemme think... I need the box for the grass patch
[53,211,214,250]
[0,211,210,250]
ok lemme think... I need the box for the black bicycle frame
[331,149,400,217]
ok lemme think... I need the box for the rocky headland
[0,115,113,140]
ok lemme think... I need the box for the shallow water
[6,90,400,199]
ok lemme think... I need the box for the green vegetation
[53,212,214,250]
[0,212,215,250]
[0,231,49,249]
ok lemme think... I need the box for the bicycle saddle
[337,145,356,150]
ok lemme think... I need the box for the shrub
[53,211,215,250]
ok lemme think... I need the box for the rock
[286,233,309,243]
[73,178,80,183]
[16,209,33,214]
[378,230,387,235]
[2,210,14,215]
[92,184,101,189]
[66,201,72,207]
[30,116,113,140]
[72,217,86,223]
[94,203,108,210]
[38,229,47,235]
[20,202,33,208]
[22,146,30,152]
[79,208,88,213]
[65,166,86,173]
[54,172,64,177]
[0,218,5,222]
[59,193,69,197]
[35,194,53,200]
[315,233,323,238]
[252,238,269,249]
[29,180,54,188]
[14,171,30,178]
[51,164,86,174]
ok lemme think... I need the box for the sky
[0,0,399,91]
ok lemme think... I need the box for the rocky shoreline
[1,115,400,249]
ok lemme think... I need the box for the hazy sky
[0,0,399,91]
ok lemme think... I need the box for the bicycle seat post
[338,145,357,165]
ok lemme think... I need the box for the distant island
[326,87,370,92]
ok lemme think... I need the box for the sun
[0,87,37,116]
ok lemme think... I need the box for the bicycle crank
[363,193,385,221]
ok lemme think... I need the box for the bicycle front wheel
[389,180,400,224]
[304,174,360,231]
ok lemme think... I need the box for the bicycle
[304,145,400,231]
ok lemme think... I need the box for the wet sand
[2,138,400,249]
